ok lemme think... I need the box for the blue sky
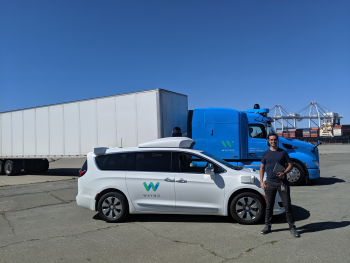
[1,0,349,127]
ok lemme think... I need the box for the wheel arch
[95,188,129,211]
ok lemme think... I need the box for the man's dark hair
[268,133,279,140]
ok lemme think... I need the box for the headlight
[312,160,319,167]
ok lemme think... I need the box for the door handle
[176,178,187,183]
[164,177,175,182]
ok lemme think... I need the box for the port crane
[269,101,342,132]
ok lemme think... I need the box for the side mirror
[318,140,322,145]
[205,167,215,180]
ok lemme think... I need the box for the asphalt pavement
[0,146,349,262]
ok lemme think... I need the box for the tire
[286,162,306,186]
[4,160,16,176]
[98,192,128,223]
[0,160,5,175]
[230,192,265,225]
[36,159,49,173]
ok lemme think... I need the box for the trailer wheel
[0,160,5,175]
[286,162,305,186]
[4,160,16,176]
[36,159,49,173]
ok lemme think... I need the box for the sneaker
[261,225,271,234]
[290,228,300,237]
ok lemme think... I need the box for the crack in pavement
[1,200,75,213]
[134,222,300,263]
[223,236,295,262]
[48,192,67,202]
[0,178,77,188]
[1,187,77,198]
[134,222,228,260]
[0,223,123,249]
[1,212,15,235]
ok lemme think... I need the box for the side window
[95,153,129,170]
[178,154,215,174]
[134,151,172,172]
[249,124,266,139]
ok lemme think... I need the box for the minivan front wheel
[98,192,128,223]
[230,192,265,225]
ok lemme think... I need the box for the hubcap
[286,167,300,182]
[101,197,122,219]
[5,163,11,173]
[235,197,260,221]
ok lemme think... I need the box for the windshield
[266,124,276,135]
[200,151,242,170]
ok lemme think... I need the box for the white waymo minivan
[76,137,285,224]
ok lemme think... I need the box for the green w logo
[222,141,234,148]
[143,182,160,191]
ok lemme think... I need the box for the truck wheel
[286,162,305,186]
[4,160,16,176]
[98,192,128,223]
[36,159,49,173]
[230,192,265,225]
[0,160,5,175]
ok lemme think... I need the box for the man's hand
[261,181,266,190]
[276,172,285,178]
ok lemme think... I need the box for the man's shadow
[272,205,310,224]
[309,176,345,186]
[272,221,350,234]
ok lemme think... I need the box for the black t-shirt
[261,148,291,182]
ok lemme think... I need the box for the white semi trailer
[0,89,188,175]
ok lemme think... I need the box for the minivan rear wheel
[98,192,128,223]
[230,192,265,225]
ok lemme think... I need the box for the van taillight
[79,170,86,177]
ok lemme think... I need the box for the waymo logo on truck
[222,141,234,147]
[143,182,160,191]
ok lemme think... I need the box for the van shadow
[93,205,310,224]
[93,213,233,224]
[309,176,345,186]
[272,205,310,225]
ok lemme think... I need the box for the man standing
[260,133,300,237]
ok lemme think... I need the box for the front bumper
[308,168,320,180]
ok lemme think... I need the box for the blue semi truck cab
[187,107,320,186]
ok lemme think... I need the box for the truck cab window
[249,124,266,139]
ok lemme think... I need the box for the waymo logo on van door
[143,182,160,191]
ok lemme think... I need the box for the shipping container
[282,131,289,138]
[0,89,188,159]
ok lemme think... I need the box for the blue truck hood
[279,137,319,163]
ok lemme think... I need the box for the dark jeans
[264,180,295,229]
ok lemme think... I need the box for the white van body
[76,137,284,224]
